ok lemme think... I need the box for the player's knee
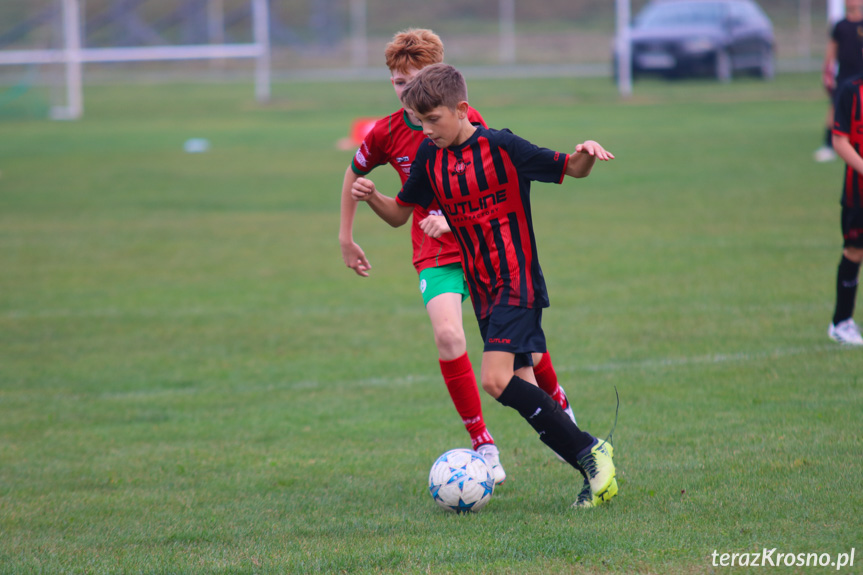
[480,376,507,399]
[433,324,467,358]
[843,246,863,263]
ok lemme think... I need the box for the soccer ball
[428,448,495,513]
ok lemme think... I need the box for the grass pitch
[1,72,860,574]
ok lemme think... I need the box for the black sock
[825,127,834,148]
[833,256,860,325]
[496,376,594,468]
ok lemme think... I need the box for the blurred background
[0,0,834,119]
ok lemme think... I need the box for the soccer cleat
[814,146,837,163]
[476,443,507,486]
[576,438,617,506]
[829,318,863,345]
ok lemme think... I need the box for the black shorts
[477,306,547,371]
[841,206,863,248]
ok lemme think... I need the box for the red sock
[534,351,568,410]
[440,353,493,450]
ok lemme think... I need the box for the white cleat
[829,318,863,345]
[476,443,507,486]
[814,146,837,163]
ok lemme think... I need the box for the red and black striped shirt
[833,74,863,208]
[397,126,569,319]
[351,107,487,274]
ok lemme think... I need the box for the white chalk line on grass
[558,343,841,375]
[337,343,841,390]
[78,343,840,401]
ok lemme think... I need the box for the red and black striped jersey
[832,19,863,85]
[833,74,863,208]
[396,126,569,319]
[351,107,487,274]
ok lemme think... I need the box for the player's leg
[532,351,575,424]
[815,102,837,162]
[532,351,575,463]
[422,265,506,483]
[427,292,492,447]
[484,351,616,507]
[483,351,591,461]
[829,209,863,345]
[480,308,617,506]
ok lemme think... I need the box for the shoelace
[579,453,599,478]
[576,481,592,506]
[606,386,620,447]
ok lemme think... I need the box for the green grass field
[1,72,861,574]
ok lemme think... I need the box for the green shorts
[419,263,469,306]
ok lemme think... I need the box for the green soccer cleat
[576,439,617,506]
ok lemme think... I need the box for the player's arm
[833,133,863,174]
[339,166,373,277]
[352,177,413,228]
[823,40,838,91]
[565,140,615,178]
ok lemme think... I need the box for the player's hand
[351,177,376,202]
[419,215,450,239]
[575,140,614,161]
[341,241,372,277]
[823,61,837,91]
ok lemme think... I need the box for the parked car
[616,0,775,81]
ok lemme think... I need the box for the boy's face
[415,102,471,148]
[391,67,421,102]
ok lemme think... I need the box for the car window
[738,1,769,26]
[727,2,746,25]
[636,2,730,29]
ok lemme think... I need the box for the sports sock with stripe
[496,375,593,468]
[833,255,860,325]
[440,353,493,450]
[534,351,568,410]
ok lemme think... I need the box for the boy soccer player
[339,30,577,484]
[829,66,863,345]
[352,63,618,508]
[815,0,863,163]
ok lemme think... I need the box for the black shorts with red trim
[841,206,863,248]
[477,305,547,371]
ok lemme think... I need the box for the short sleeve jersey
[396,126,569,319]
[832,19,863,85]
[351,107,487,274]
[833,74,863,208]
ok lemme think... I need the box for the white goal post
[0,0,271,120]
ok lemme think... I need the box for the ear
[456,101,470,119]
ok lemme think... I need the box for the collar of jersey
[402,109,422,131]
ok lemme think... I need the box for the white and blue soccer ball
[428,448,495,513]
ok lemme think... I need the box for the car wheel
[715,49,732,82]
[756,47,775,80]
